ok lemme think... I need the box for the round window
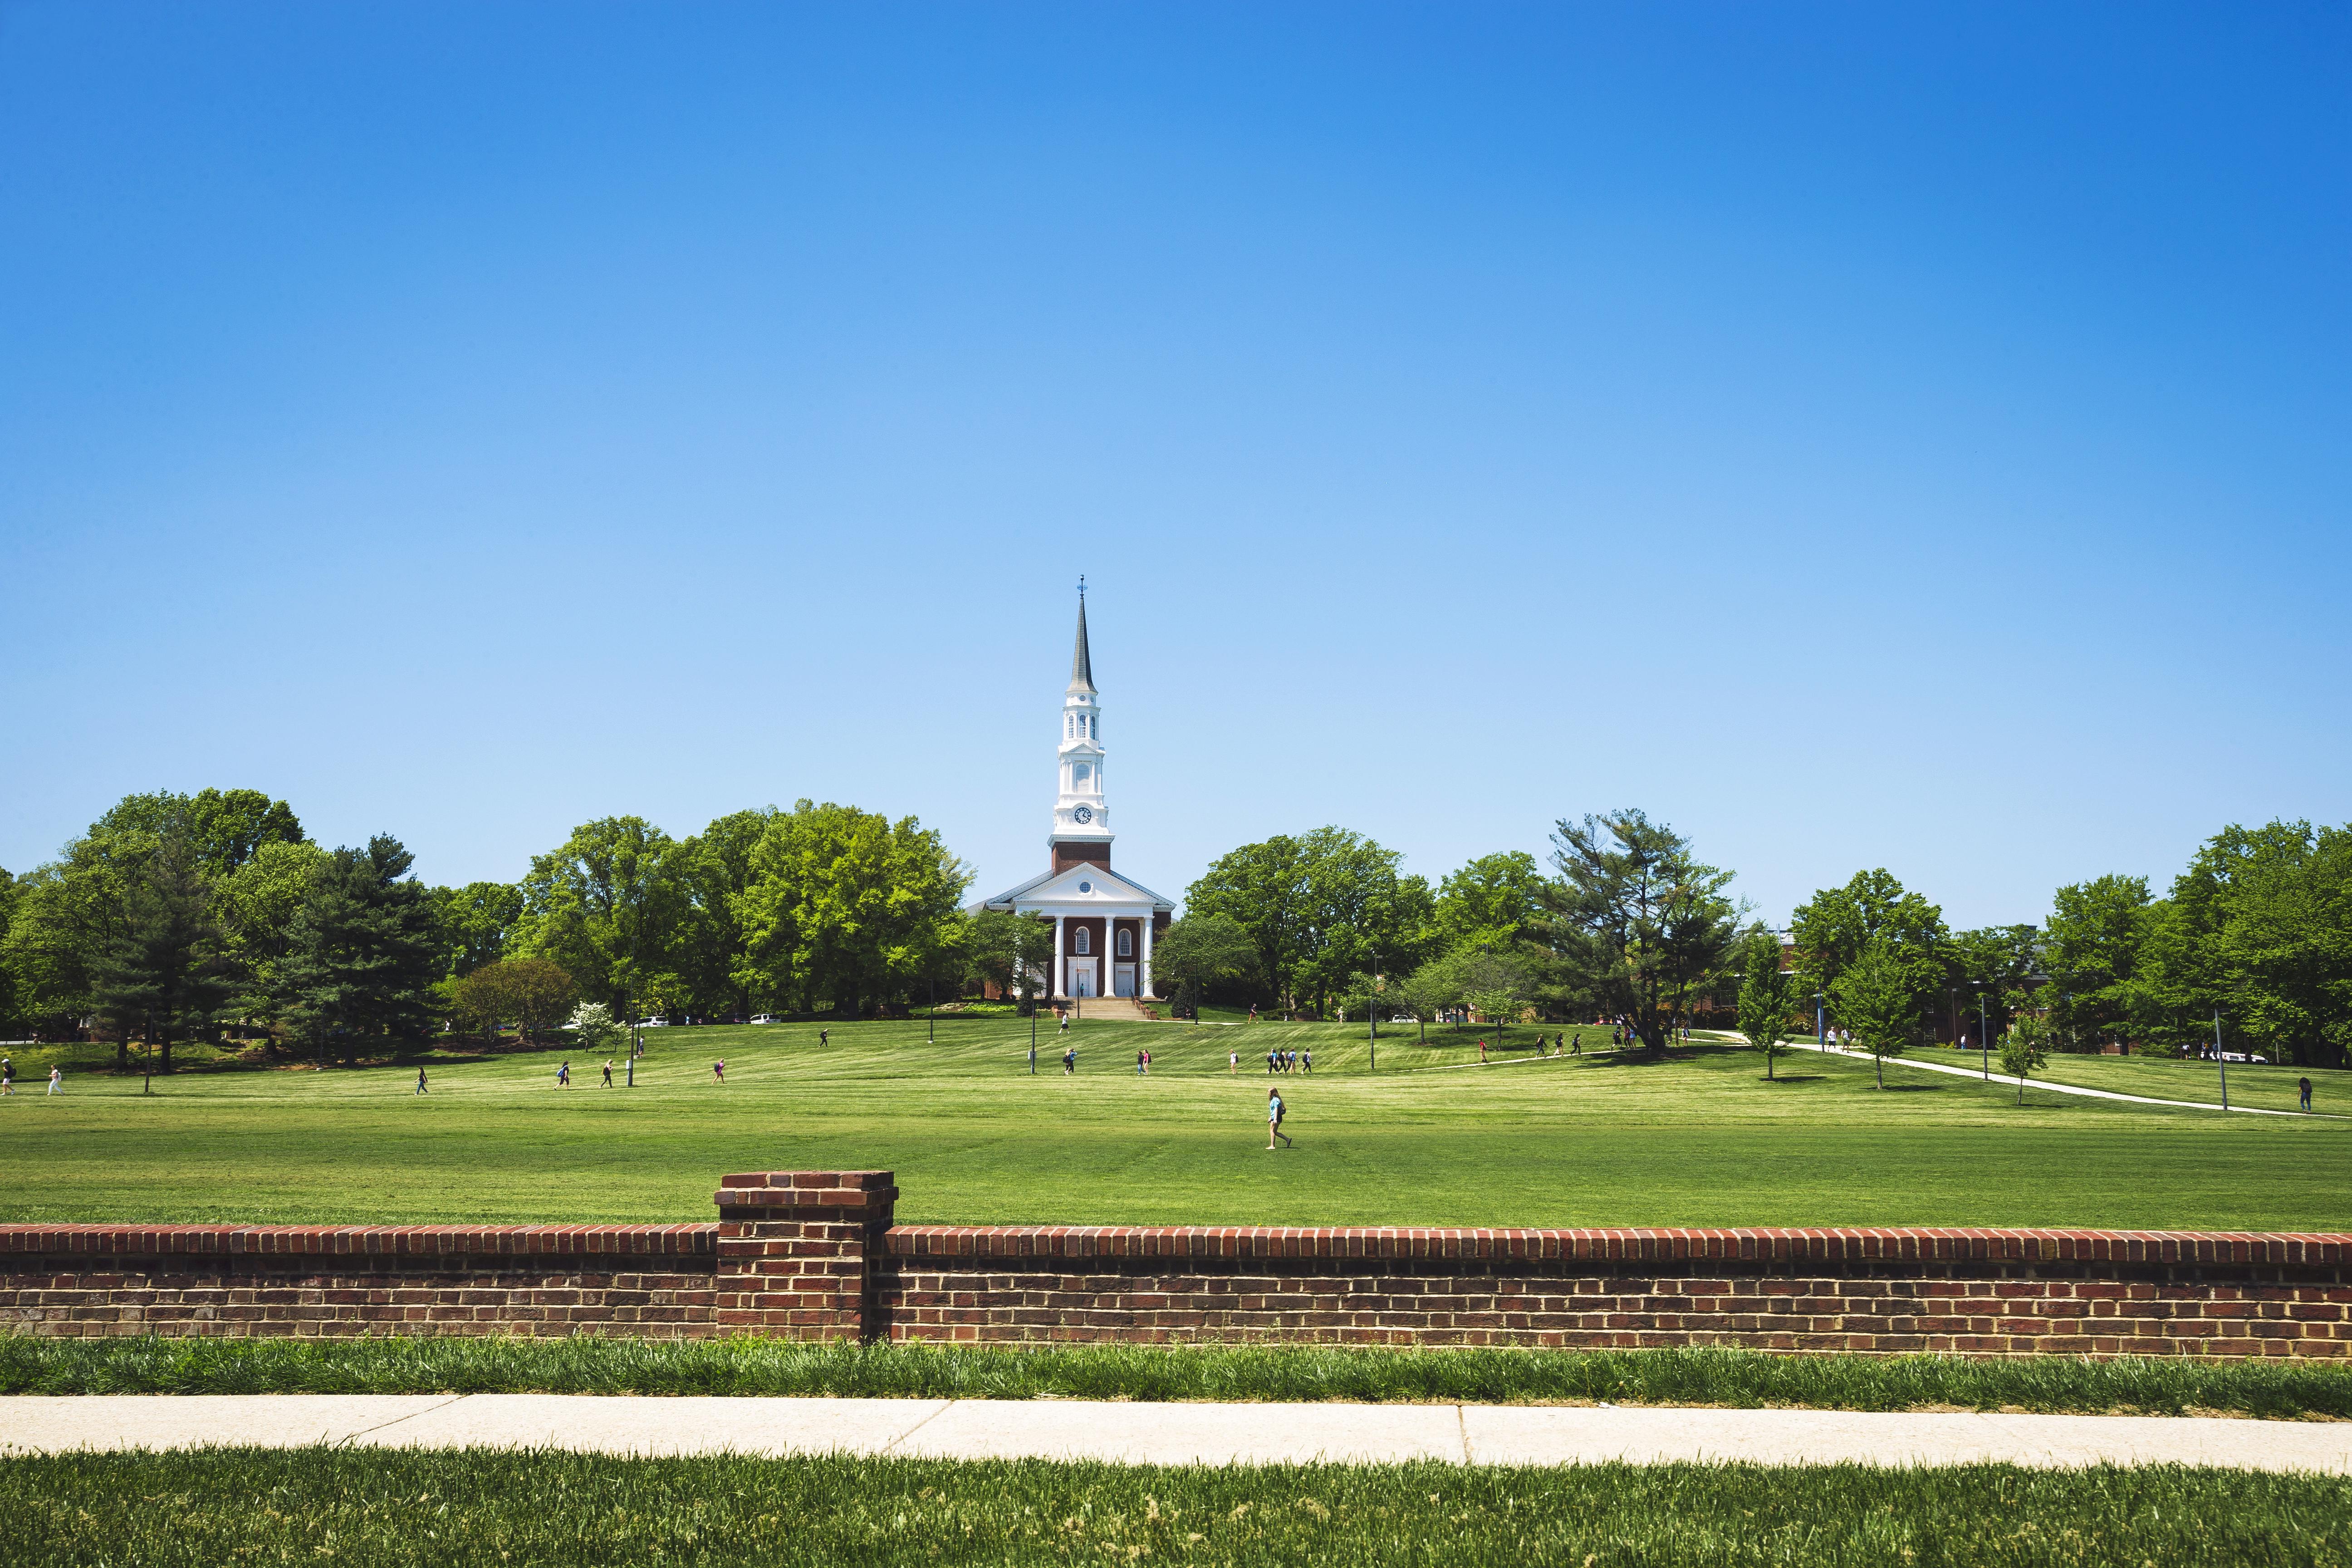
[1078,881,1092,893]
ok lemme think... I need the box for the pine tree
[275,835,443,1060]
[91,834,234,1075]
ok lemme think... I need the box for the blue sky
[2,2,2346,930]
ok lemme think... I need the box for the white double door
[1069,959,1098,998]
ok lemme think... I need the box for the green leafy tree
[1395,954,1465,1041]
[1735,926,1795,1080]
[181,788,304,876]
[1148,912,1259,1020]
[430,882,525,980]
[1999,1017,2051,1105]
[274,836,444,1059]
[1945,923,2041,1050]
[965,907,1058,1015]
[1832,936,1917,1089]
[1434,851,1546,951]
[1186,828,1433,1016]
[1460,948,1532,1038]
[450,957,579,1044]
[2043,874,2155,1049]
[677,807,778,1019]
[1549,809,1740,1054]
[732,800,970,1019]
[215,840,328,1024]
[1790,869,1950,1040]
[512,818,692,1015]
[0,866,22,1034]
[91,833,235,1074]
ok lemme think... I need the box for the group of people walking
[1264,1047,1309,1075]
[0,1058,64,1095]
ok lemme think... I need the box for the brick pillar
[712,1171,897,1341]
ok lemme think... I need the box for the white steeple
[1050,581,1112,852]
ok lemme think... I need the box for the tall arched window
[1116,928,1132,957]
[1074,927,1091,955]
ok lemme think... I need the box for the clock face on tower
[1073,806,1093,824]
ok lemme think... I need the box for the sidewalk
[7,1395,2350,1472]
[1804,1041,2321,1117]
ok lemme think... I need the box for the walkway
[1801,1041,2321,1117]
[7,1395,2350,1472]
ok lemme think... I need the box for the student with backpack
[1063,1046,1076,1075]
[1267,1088,1292,1149]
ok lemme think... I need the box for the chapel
[974,587,1176,1005]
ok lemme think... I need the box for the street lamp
[2212,1004,2230,1112]
[1813,993,1826,1052]
[1974,981,1990,1081]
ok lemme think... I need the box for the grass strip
[10,1334,2352,1418]
[8,1447,2349,1567]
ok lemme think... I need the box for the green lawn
[13,1449,2352,1568]
[18,1335,2352,1419]
[5,1017,2351,1230]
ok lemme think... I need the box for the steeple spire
[1067,579,1096,695]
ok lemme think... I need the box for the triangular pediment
[976,862,1175,913]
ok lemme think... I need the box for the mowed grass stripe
[10,1448,2352,1568]
[5,1020,2350,1230]
[15,1336,2352,1419]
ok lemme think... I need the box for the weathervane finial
[1078,573,1086,598]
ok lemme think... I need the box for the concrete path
[7,1395,2351,1472]
[1804,1041,2322,1117]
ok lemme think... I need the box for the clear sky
[3,3,2346,930]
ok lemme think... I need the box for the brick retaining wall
[7,1171,2350,1357]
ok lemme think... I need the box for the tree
[1459,948,1531,1038]
[1185,828,1433,1016]
[2043,874,2155,1049]
[182,788,304,876]
[1832,936,1917,1089]
[566,1001,624,1056]
[512,817,691,1015]
[1549,809,1740,1054]
[1999,1018,2051,1105]
[1735,926,1795,1080]
[274,836,444,1059]
[966,907,1058,1015]
[450,957,578,1044]
[732,799,970,1019]
[1434,852,1546,951]
[91,833,235,1075]
[1790,869,1949,1042]
[677,807,778,1020]
[1945,923,2041,1049]
[2136,821,2352,1068]
[1395,955,1463,1041]
[431,882,526,980]
[1149,912,1258,1020]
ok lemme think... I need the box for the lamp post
[2213,1005,2230,1111]
[1367,951,1378,1075]
[1975,982,1990,1081]
[1814,993,1826,1052]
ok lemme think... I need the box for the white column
[1139,912,1154,999]
[1054,914,1067,999]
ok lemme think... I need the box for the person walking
[601,1060,613,1088]
[414,1066,428,1096]
[1229,1050,1238,1075]
[48,1065,62,1095]
[1136,1049,1147,1077]
[1,1057,12,1094]
[1572,1031,1582,1055]
[1062,1045,1076,1075]
[1301,1047,1312,1075]
[1266,1088,1292,1149]
[1266,1048,1277,1075]
[2302,1076,2314,1112]
[1143,1048,1152,1075]
[1058,1010,1070,1035]
[557,1061,570,1088]
[1478,1038,1488,1063]
[712,1059,726,1083]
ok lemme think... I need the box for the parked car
[2218,1051,2269,1064]
[639,1016,670,1028]
[749,1014,779,1025]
